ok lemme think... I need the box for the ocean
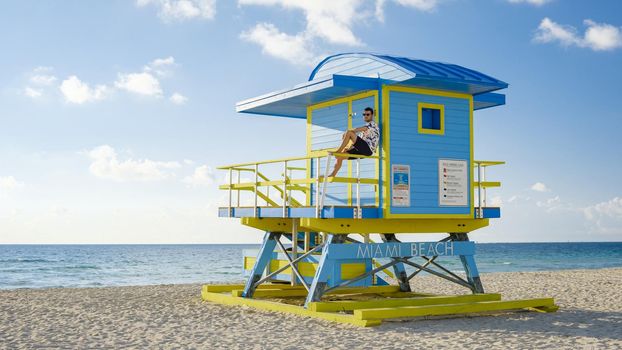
[1,242,621,290]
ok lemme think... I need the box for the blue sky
[0,0,621,243]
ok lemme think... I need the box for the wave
[0,258,57,263]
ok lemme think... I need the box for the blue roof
[309,53,508,95]
[236,52,508,118]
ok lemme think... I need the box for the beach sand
[1,268,621,349]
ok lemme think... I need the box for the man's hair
[364,107,374,115]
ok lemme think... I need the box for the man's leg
[328,156,345,177]
[335,130,357,153]
[329,130,357,177]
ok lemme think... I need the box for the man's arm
[350,126,368,133]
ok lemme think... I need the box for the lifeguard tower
[202,53,557,326]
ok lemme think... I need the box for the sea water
[0,242,620,289]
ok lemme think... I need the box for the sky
[0,0,621,244]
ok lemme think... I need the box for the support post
[304,234,342,307]
[380,234,411,292]
[282,161,288,218]
[291,219,298,286]
[242,231,281,298]
[452,233,485,293]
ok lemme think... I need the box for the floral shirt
[358,121,380,152]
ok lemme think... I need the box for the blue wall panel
[388,91,471,215]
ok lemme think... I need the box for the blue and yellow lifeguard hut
[202,53,557,326]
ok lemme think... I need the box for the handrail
[219,150,380,219]
[474,160,505,167]
[473,160,505,218]
[218,151,378,170]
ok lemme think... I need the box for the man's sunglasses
[363,113,372,116]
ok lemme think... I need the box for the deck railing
[218,150,379,218]
[219,154,503,219]
[473,160,505,218]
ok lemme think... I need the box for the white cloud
[490,195,503,207]
[183,165,215,186]
[530,182,550,192]
[114,72,163,97]
[375,0,439,21]
[115,56,178,96]
[239,0,440,65]
[508,0,552,6]
[59,76,109,104]
[150,56,175,67]
[534,17,622,51]
[536,195,560,210]
[239,0,364,46]
[582,197,622,235]
[137,0,216,21]
[144,56,176,77]
[21,67,57,99]
[86,145,181,182]
[29,67,57,86]
[24,87,42,98]
[393,0,439,11]
[0,176,24,190]
[169,92,188,104]
[240,23,317,66]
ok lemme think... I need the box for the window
[418,103,445,135]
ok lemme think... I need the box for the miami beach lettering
[355,242,455,259]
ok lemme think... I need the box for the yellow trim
[201,288,381,327]
[341,263,367,280]
[417,102,445,135]
[473,181,501,188]
[474,160,505,167]
[374,92,380,207]
[299,218,489,234]
[241,218,295,233]
[309,293,501,312]
[202,284,556,327]
[385,85,472,100]
[354,298,557,320]
[202,284,304,293]
[381,86,390,218]
[382,85,475,219]
[306,106,312,206]
[347,99,353,206]
[470,96,474,217]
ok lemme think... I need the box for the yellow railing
[218,150,379,218]
[473,160,505,218]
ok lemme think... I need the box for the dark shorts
[346,136,373,159]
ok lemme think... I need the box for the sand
[1,268,621,349]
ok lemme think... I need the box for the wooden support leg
[242,231,281,298]
[381,234,412,292]
[304,234,342,307]
[452,233,485,294]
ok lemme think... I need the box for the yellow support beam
[473,181,501,188]
[255,190,280,207]
[203,283,304,293]
[241,218,295,232]
[230,285,402,298]
[309,293,502,312]
[473,160,506,167]
[354,298,557,320]
[202,288,381,327]
[299,218,490,234]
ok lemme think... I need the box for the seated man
[328,107,379,177]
